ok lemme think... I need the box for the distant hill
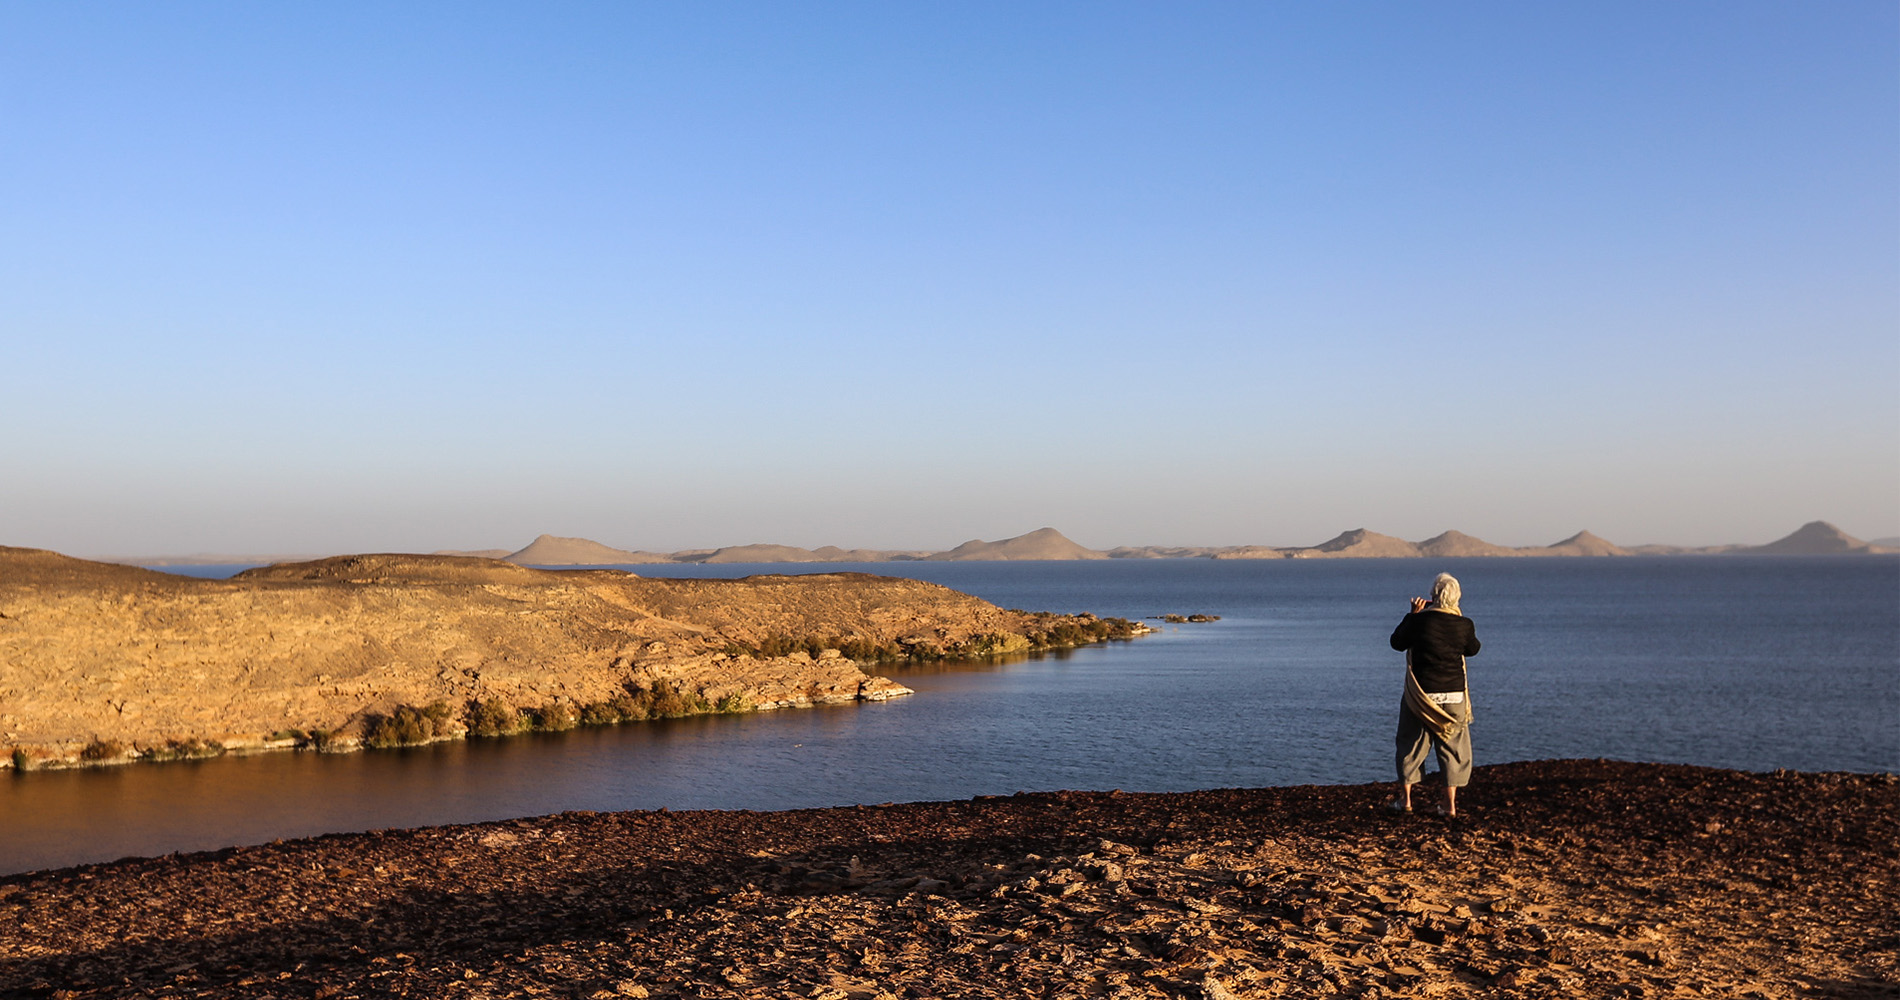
[1740,521,1883,555]
[1109,545,1235,559]
[1208,546,1292,561]
[1285,529,1422,559]
[108,519,1897,569]
[1532,531,1632,557]
[504,535,674,566]
[98,552,327,567]
[1416,530,1523,558]
[925,527,1106,561]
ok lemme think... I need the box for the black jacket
[1390,611,1481,693]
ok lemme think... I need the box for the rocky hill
[1284,529,1424,559]
[1741,520,1889,555]
[1530,530,1632,557]
[503,534,671,566]
[924,527,1107,561]
[1415,530,1524,558]
[0,547,1143,768]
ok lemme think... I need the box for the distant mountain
[1416,530,1523,558]
[1740,521,1880,555]
[111,519,1896,569]
[1208,546,1292,561]
[504,534,674,566]
[1109,545,1236,559]
[809,546,932,562]
[1285,528,1422,559]
[925,527,1106,561]
[99,552,327,567]
[700,543,824,564]
[1533,531,1632,557]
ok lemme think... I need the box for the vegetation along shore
[0,547,1147,770]
[0,760,1891,998]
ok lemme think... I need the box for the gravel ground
[1,759,1893,1000]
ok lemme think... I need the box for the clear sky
[4,2,1896,556]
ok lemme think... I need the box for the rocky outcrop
[1,761,1890,998]
[0,548,1145,767]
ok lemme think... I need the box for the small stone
[1496,968,1532,988]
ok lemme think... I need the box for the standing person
[1387,572,1482,816]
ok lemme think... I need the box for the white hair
[1431,573,1462,614]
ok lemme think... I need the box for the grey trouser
[1396,698,1473,788]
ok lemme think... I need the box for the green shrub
[713,692,751,714]
[268,729,309,743]
[466,698,524,737]
[9,748,26,771]
[645,680,710,717]
[310,728,343,750]
[530,703,580,732]
[755,634,798,658]
[579,701,622,726]
[365,706,437,748]
[609,692,647,721]
[80,739,127,761]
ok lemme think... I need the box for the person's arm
[1462,619,1481,657]
[1390,599,1426,651]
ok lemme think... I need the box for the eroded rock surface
[0,761,1890,999]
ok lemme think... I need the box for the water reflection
[0,703,887,876]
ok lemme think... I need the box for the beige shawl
[1402,650,1469,740]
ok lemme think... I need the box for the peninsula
[0,547,1145,770]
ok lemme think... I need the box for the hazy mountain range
[106,521,1894,568]
[434,520,1891,566]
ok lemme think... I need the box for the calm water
[3,557,1894,875]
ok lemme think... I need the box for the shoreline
[3,643,1133,774]
[2,759,1893,998]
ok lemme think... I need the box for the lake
[2,556,1893,875]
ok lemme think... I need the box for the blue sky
[4,2,1895,555]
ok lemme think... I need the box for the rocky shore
[1,759,1892,999]
[0,548,1146,768]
